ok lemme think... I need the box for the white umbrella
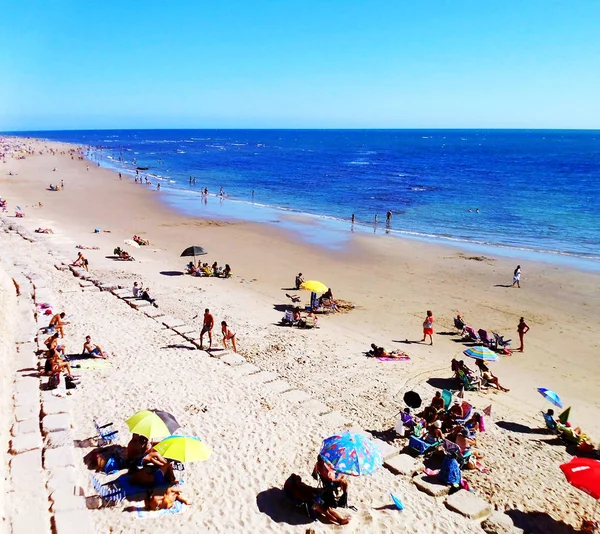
[124,239,140,248]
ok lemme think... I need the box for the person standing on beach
[386,210,392,224]
[512,265,521,288]
[374,214,378,224]
[351,213,355,224]
[421,310,434,345]
[516,317,530,352]
[295,273,304,290]
[200,309,214,349]
[60,179,64,190]
[221,321,237,352]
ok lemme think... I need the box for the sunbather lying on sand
[145,485,190,511]
[82,336,108,358]
[35,227,53,234]
[76,245,100,250]
[367,343,408,359]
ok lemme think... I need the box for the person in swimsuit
[475,359,509,391]
[516,317,530,352]
[145,484,190,511]
[49,312,68,338]
[200,309,214,349]
[221,321,237,352]
[82,335,108,359]
[512,265,521,288]
[421,310,434,345]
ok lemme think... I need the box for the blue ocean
[15,129,600,266]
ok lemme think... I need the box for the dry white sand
[1,137,599,533]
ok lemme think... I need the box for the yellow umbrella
[126,410,171,439]
[154,436,212,463]
[300,280,328,294]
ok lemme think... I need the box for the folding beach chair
[442,390,453,410]
[407,435,442,456]
[94,420,119,447]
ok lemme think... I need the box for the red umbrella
[560,457,600,500]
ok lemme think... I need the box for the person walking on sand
[200,308,214,349]
[516,317,530,352]
[512,265,521,288]
[221,321,237,352]
[421,310,434,345]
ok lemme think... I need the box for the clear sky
[1,0,599,130]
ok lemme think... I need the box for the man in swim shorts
[82,335,108,359]
[200,308,214,349]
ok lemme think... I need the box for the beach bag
[48,373,61,390]
[394,418,406,436]
[479,415,486,432]
[65,376,77,389]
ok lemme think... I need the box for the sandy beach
[1,137,599,533]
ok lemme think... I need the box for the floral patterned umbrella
[319,432,383,477]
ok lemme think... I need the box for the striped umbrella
[463,346,498,361]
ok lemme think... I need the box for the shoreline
[10,132,600,271]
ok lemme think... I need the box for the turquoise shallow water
[11,129,600,269]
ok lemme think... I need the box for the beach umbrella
[537,387,563,408]
[319,432,383,477]
[123,239,140,248]
[180,245,208,264]
[403,391,422,409]
[150,409,181,434]
[463,346,498,361]
[299,280,328,294]
[126,410,172,439]
[558,407,571,425]
[560,457,600,500]
[154,435,212,463]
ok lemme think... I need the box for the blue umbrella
[537,387,563,408]
[320,432,383,477]
[463,347,498,361]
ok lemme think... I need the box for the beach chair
[285,293,300,303]
[94,420,119,447]
[442,389,453,410]
[455,402,473,424]
[407,435,442,456]
[477,329,495,348]
[541,411,558,432]
[442,439,473,469]
[462,326,480,342]
[458,370,480,391]
[492,332,511,348]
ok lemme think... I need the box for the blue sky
[1,1,599,130]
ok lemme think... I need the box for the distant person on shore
[374,214,378,224]
[295,273,304,289]
[351,213,355,224]
[132,281,141,298]
[119,172,122,180]
[221,321,237,352]
[386,210,392,224]
[421,310,434,345]
[49,312,68,338]
[156,183,161,191]
[86,165,89,171]
[516,317,530,352]
[512,265,521,288]
[200,308,214,350]
[251,190,255,199]
[60,179,64,189]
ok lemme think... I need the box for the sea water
[13,129,600,267]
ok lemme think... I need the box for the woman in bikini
[221,321,238,352]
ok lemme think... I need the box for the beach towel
[377,355,410,362]
[136,500,187,519]
[71,360,112,371]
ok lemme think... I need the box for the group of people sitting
[40,311,110,394]
[281,307,319,328]
[132,235,149,246]
[186,261,232,278]
[113,247,135,261]
[398,391,486,472]
[451,358,510,392]
[283,454,351,526]
[90,433,189,511]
